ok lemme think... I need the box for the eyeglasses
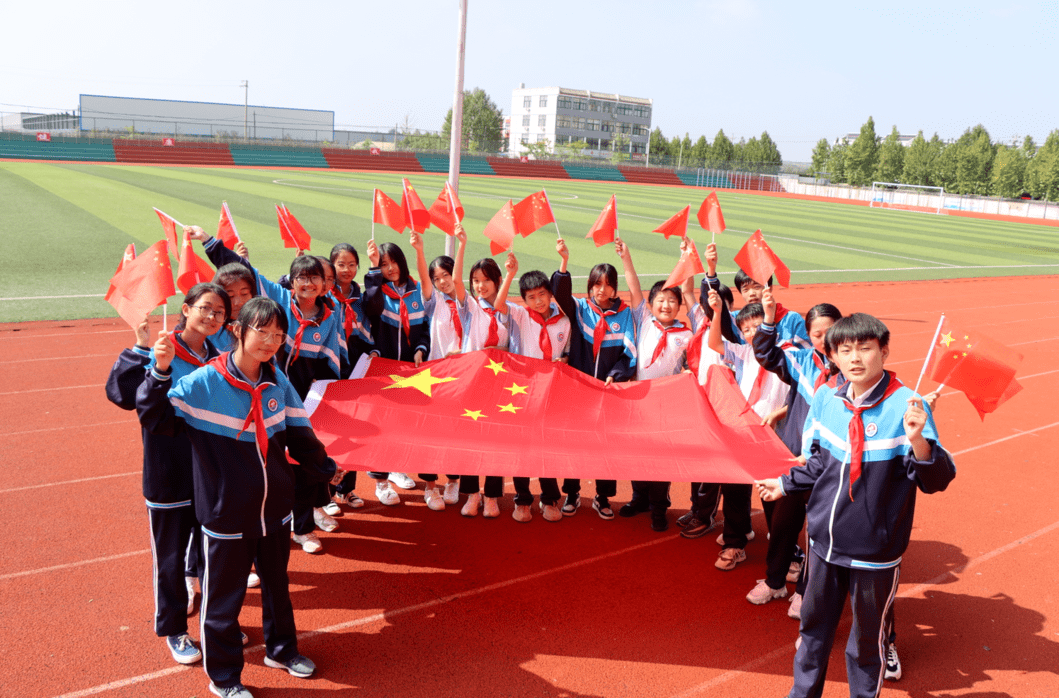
[294,275,323,284]
[191,306,226,320]
[246,325,287,344]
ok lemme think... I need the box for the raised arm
[551,238,576,321]
[453,223,468,304]
[679,237,699,309]
[706,289,725,355]
[613,237,643,309]
[494,252,518,314]
[410,231,431,301]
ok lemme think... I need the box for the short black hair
[805,303,842,328]
[518,270,550,299]
[234,297,288,351]
[214,263,255,293]
[587,263,618,295]
[736,302,764,329]
[647,280,681,307]
[428,255,454,285]
[290,254,325,281]
[176,282,231,332]
[702,282,734,321]
[469,257,502,294]
[825,313,890,354]
[377,242,411,286]
[734,269,772,293]
[330,243,359,266]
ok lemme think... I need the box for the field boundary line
[0,329,128,339]
[0,471,138,495]
[1,550,148,582]
[0,383,100,396]
[0,419,136,438]
[0,353,115,364]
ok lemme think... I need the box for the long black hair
[176,282,230,332]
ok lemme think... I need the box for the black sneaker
[680,516,716,539]
[651,513,669,532]
[592,496,615,519]
[884,642,902,681]
[561,493,580,516]
[675,511,698,528]
[618,500,650,517]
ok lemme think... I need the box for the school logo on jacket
[267,398,279,412]
[412,302,419,309]
[557,333,565,342]
[313,332,322,342]
[610,322,620,331]
[865,422,878,437]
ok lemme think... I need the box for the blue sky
[3,0,1055,161]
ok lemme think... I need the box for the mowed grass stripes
[0,161,1055,323]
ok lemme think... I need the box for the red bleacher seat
[485,158,570,179]
[321,149,424,173]
[617,166,683,186]
[112,139,234,166]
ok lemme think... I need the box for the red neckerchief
[171,332,207,368]
[481,303,501,348]
[527,305,565,359]
[774,303,789,323]
[208,353,271,461]
[288,299,331,366]
[587,298,626,359]
[838,370,903,501]
[445,297,464,346]
[331,284,357,338]
[647,320,686,368]
[685,318,710,376]
[744,362,770,410]
[811,351,831,391]
[381,282,414,337]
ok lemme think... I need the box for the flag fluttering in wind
[663,239,706,289]
[105,240,175,328]
[277,204,312,251]
[177,228,215,294]
[924,317,1023,419]
[153,208,182,260]
[513,190,555,237]
[427,182,464,235]
[483,200,519,255]
[586,195,619,247]
[697,192,726,238]
[653,205,691,239]
[216,202,241,250]
[401,178,430,233]
[373,189,407,234]
[733,230,791,288]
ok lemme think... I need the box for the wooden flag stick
[913,313,945,395]
[162,302,167,334]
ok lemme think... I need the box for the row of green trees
[647,128,783,171]
[810,117,1059,201]
[397,87,505,153]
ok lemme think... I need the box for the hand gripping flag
[925,318,1023,419]
[216,202,242,250]
[653,205,691,239]
[733,229,791,288]
[586,195,618,247]
[373,188,408,234]
[277,204,312,251]
[513,190,555,237]
[106,240,176,328]
[153,208,182,261]
[697,192,726,236]
[427,182,464,235]
[177,228,215,294]
[401,178,430,233]
[483,200,519,255]
[304,350,794,482]
[663,239,706,289]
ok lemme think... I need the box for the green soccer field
[1,161,1056,323]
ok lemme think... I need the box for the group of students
[106,218,955,698]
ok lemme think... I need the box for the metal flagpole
[543,188,561,238]
[445,0,468,258]
[913,313,946,395]
[371,188,376,241]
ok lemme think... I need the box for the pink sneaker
[746,579,788,605]
[715,547,746,570]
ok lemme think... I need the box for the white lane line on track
[0,419,136,438]
[0,550,148,582]
[0,294,104,301]
[0,471,138,495]
[0,384,101,396]
[0,329,128,339]
[41,416,1059,697]
[0,353,115,364]
[889,335,1059,367]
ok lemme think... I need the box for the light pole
[445,0,468,258]
[240,80,248,141]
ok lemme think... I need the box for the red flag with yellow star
[586,195,618,247]
[925,317,1023,419]
[733,229,791,288]
[177,228,215,294]
[653,205,691,239]
[512,190,555,237]
[401,178,430,233]
[106,240,176,328]
[483,200,519,254]
[697,191,726,235]
[304,350,794,482]
[427,182,464,235]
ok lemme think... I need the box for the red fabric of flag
[373,189,408,234]
[586,195,618,247]
[153,208,181,261]
[513,190,555,237]
[106,240,175,328]
[177,229,215,294]
[733,229,791,288]
[216,202,241,250]
[278,205,312,250]
[925,318,1024,419]
[305,350,793,481]
[401,178,430,233]
[653,205,691,239]
[697,191,726,235]
[483,200,519,255]
[427,183,465,235]
[663,239,706,289]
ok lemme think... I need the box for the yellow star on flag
[497,402,522,414]
[504,383,528,395]
[382,368,458,397]
[485,359,507,376]
[462,409,486,421]
[939,332,954,347]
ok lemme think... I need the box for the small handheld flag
[401,178,430,233]
[586,195,618,247]
[733,230,791,288]
[177,228,215,293]
[153,208,183,261]
[663,239,706,289]
[427,182,465,235]
[653,205,691,240]
[216,202,242,250]
[697,192,726,243]
[483,200,519,255]
[513,190,555,238]
[373,188,408,236]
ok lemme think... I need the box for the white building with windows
[508,85,652,158]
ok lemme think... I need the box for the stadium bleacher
[562,163,626,181]
[0,138,116,162]
[617,166,683,186]
[321,149,424,172]
[486,157,570,179]
[229,146,328,168]
[112,140,234,166]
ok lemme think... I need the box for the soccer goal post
[869,182,945,214]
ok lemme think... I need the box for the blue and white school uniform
[506,301,570,361]
[462,296,510,352]
[702,275,811,349]
[363,271,430,362]
[425,290,468,361]
[686,305,727,385]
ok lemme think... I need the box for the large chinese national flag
[733,229,791,288]
[925,317,1023,419]
[305,350,794,482]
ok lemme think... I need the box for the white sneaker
[247,572,260,588]
[443,480,460,505]
[483,496,501,518]
[375,482,401,506]
[424,487,446,511]
[322,501,342,517]
[512,504,532,523]
[716,529,756,546]
[313,508,338,532]
[540,501,562,522]
[334,491,364,508]
[292,532,323,554]
[185,577,197,615]
[461,492,481,517]
[388,472,416,490]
